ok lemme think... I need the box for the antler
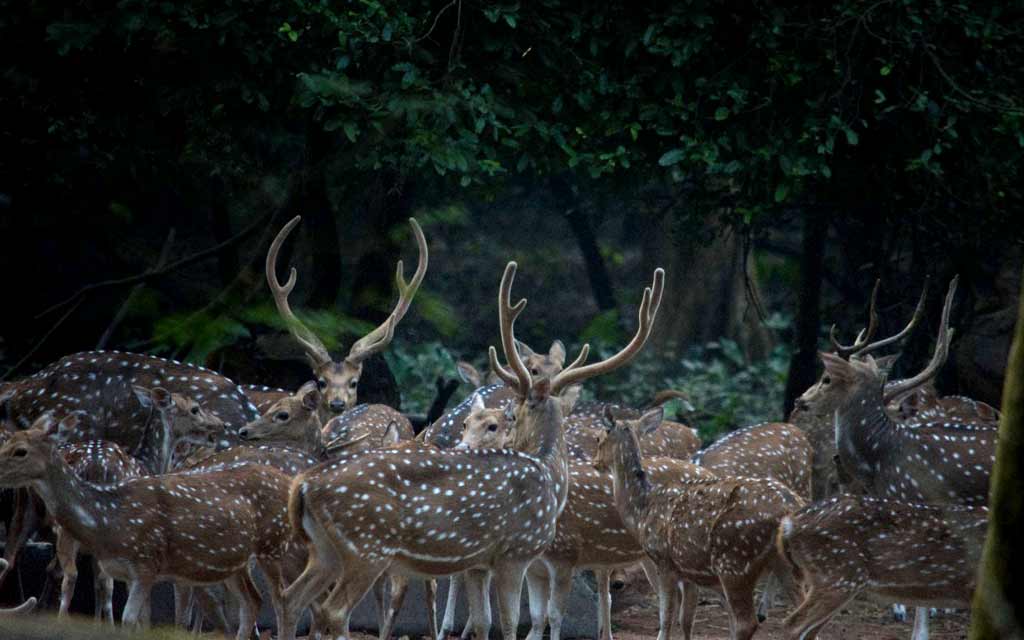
[883,276,958,404]
[550,268,664,395]
[488,262,533,397]
[852,278,930,358]
[829,280,880,356]
[266,216,332,367]
[346,218,429,364]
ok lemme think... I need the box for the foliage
[384,340,461,415]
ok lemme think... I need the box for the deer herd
[0,217,999,640]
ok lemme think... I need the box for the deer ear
[457,362,482,387]
[819,352,854,382]
[297,380,318,396]
[515,340,536,359]
[57,412,82,439]
[382,421,401,446]
[872,354,901,374]
[638,407,664,435]
[151,388,173,410]
[301,388,321,412]
[549,340,566,367]
[30,412,60,439]
[558,384,581,415]
[602,405,616,431]
[132,385,154,409]
[470,392,485,413]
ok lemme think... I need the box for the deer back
[322,403,415,444]
[780,494,987,606]
[240,385,291,414]
[692,422,813,500]
[565,403,699,461]
[0,351,256,439]
[60,441,145,484]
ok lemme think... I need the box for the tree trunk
[782,213,828,417]
[969,267,1024,640]
[553,177,617,312]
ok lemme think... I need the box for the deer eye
[349,379,358,388]
[13,448,28,458]
[316,379,327,390]
[822,375,831,385]
[530,368,539,376]
[190,406,200,416]
[275,412,290,422]
[487,423,498,432]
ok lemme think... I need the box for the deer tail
[287,475,311,544]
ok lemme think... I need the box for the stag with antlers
[265,216,426,430]
[277,261,663,640]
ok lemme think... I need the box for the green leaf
[714,107,730,121]
[844,129,859,146]
[774,183,789,202]
[343,122,359,143]
[880,64,892,76]
[658,149,685,166]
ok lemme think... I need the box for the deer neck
[515,397,570,512]
[132,406,172,474]
[834,381,898,486]
[608,433,651,537]
[34,447,116,547]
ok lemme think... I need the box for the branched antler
[883,276,957,404]
[346,218,429,364]
[488,262,532,397]
[266,216,331,367]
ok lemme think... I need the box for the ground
[315,590,970,640]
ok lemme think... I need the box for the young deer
[0,419,293,638]
[778,495,988,640]
[278,261,664,640]
[265,215,426,428]
[595,409,804,640]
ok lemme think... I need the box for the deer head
[455,393,517,449]
[487,261,664,455]
[132,386,225,446]
[790,280,928,425]
[237,382,321,450]
[0,416,60,488]
[592,406,663,473]
[266,215,428,417]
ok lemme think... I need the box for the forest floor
[322,589,970,640]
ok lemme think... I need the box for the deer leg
[175,585,194,628]
[893,603,908,622]
[0,489,40,591]
[679,581,698,640]
[782,584,858,640]
[379,574,409,640]
[463,569,493,640]
[424,579,439,640]
[546,562,574,640]
[492,560,529,640]
[911,607,930,640]
[122,577,154,628]
[258,559,287,640]
[225,573,260,640]
[372,574,389,634]
[524,561,550,640]
[757,571,780,623]
[55,530,78,618]
[440,574,462,637]
[654,567,680,640]
[594,568,613,640]
[319,558,389,640]
[720,577,758,640]
[280,546,343,640]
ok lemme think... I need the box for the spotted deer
[0,419,293,638]
[265,216,425,429]
[522,407,718,640]
[777,495,988,640]
[278,261,664,640]
[691,422,814,621]
[240,384,292,414]
[820,278,996,506]
[595,408,804,640]
[789,280,928,500]
[0,350,258,439]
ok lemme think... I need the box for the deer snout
[329,399,346,413]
